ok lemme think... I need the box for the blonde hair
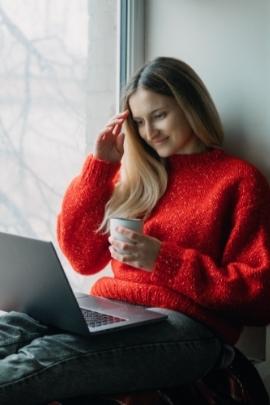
[99,57,224,232]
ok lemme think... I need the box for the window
[0,0,144,291]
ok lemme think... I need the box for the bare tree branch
[0,1,87,238]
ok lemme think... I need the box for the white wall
[145,0,270,390]
[145,0,270,179]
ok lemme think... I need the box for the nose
[144,121,159,141]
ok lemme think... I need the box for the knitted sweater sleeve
[57,155,120,275]
[151,168,270,326]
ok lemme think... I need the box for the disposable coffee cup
[110,217,144,242]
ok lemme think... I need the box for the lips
[152,137,169,145]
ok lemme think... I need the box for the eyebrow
[132,107,167,120]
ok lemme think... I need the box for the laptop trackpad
[75,293,152,318]
[75,292,168,324]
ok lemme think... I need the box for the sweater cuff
[150,241,184,287]
[81,154,120,187]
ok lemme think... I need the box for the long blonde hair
[99,57,224,232]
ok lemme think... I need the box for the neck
[175,138,208,156]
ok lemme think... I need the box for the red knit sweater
[57,148,270,344]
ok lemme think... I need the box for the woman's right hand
[94,110,129,163]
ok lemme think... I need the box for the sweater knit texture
[57,148,270,344]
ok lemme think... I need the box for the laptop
[0,232,167,336]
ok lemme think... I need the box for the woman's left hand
[108,226,161,272]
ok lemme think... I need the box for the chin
[155,147,173,158]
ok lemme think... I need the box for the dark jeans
[0,309,222,405]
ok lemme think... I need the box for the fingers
[108,230,161,272]
[106,111,129,127]
[105,111,129,134]
[114,226,141,242]
[98,111,128,141]
[98,125,122,141]
[109,246,139,263]
[108,236,138,253]
[115,132,125,150]
[112,124,121,136]
[98,125,114,138]
[117,110,129,118]
[108,230,140,264]
[105,119,124,130]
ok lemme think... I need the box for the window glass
[0,0,118,290]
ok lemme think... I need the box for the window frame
[117,0,145,111]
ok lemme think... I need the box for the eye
[154,112,166,120]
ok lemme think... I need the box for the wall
[144,0,270,391]
[145,0,270,178]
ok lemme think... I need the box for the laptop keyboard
[81,308,126,328]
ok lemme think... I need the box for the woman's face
[128,87,203,157]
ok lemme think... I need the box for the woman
[0,57,270,404]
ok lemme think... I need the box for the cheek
[138,128,146,139]
[163,116,176,131]
[173,118,193,138]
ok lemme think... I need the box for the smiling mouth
[152,137,169,145]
